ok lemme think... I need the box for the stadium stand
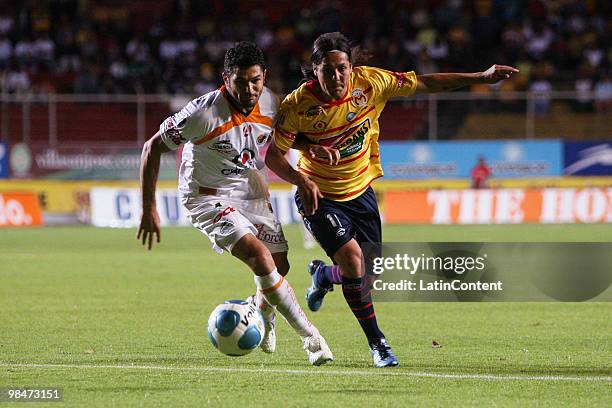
[0,0,609,142]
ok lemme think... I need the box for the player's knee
[272,252,290,276]
[231,234,276,275]
[250,252,276,276]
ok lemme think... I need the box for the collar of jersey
[220,85,260,118]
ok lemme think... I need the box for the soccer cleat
[369,338,399,368]
[302,329,334,366]
[260,317,276,353]
[246,294,276,353]
[305,260,333,312]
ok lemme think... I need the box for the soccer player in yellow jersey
[266,32,518,367]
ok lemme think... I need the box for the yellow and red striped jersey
[274,66,417,201]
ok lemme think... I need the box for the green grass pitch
[1,224,610,407]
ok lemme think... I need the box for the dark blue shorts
[295,186,381,261]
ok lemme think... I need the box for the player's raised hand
[308,145,341,165]
[480,65,519,84]
[297,174,323,216]
[137,209,161,250]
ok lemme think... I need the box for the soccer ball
[207,300,265,356]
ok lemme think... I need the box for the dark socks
[341,277,384,344]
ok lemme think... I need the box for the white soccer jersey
[159,86,279,199]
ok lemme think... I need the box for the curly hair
[223,41,266,74]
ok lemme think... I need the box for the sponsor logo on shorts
[218,220,235,234]
[326,213,347,237]
[303,217,313,233]
[255,224,286,244]
[213,206,235,223]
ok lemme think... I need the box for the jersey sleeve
[159,95,212,150]
[366,66,418,102]
[273,97,300,153]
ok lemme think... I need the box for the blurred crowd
[0,0,610,110]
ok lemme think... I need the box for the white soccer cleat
[260,317,276,353]
[302,329,334,366]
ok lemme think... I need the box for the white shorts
[182,194,288,255]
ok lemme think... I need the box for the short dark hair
[223,41,266,74]
[311,32,352,65]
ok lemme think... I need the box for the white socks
[255,290,275,322]
[254,268,314,338]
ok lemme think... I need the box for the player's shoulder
[353,66,392,82]
[173,88,225,122]
[257,86,280,118]
[189,88,227,114]
[281,81,319,109]
[160,88,227,137]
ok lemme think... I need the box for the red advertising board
[0,192,44,226]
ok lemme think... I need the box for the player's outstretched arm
[416,64,519,93]
[137,132,170,250]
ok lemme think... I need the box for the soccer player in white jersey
[137,42,333,366]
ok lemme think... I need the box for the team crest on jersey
[351,88,368,107]
[305,105,324,118]
[346,112,356,121]
[256,132,271,146]
[313,120,327,131]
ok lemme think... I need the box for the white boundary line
[1,363,610,382]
